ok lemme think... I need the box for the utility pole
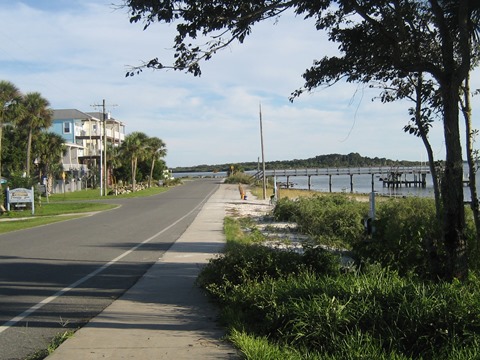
[102,100,107,197]
[259,103,267,200]
[91,99,117,196]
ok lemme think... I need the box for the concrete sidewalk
[47,184,241,359]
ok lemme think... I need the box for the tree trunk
[26,128,33,177]
[414,75,441,275]
[149,159,155,188]
[0,113,3,180]
[131,157,137,192]
[415,75,442,219]
[462,74,480,250]
[441,82,468,280]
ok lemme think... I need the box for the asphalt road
[0,178,220,360]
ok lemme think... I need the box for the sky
[0,1,478,168]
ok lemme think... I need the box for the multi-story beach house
[50,109,125,187]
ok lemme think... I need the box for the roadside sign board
[6,187,35,214]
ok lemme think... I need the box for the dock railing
[254,166,430,179]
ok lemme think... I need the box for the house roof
[86,112,124,125]
[53,109,100,121]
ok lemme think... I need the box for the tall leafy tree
[0,80,21,180]
[120,131,148,191]
[15,92,53,177]
[375,75,442,218]
[145,136,167,187]
[122,0,480,280]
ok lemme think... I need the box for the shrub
[6,174,35,189]
[200,209,480,359]
[197,243,306,302]
[198,217,341,304]
[206,262,480,359]
[224,172,254,185]
[162,177,182,186]
[272,197,302,221]
[274,195,368,249]
[353,197,444,277]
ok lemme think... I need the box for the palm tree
[145,136,167,187]
[0,81,21,180]
[120,132,148,191]
[15,92,53,177]
[33,132,65,192]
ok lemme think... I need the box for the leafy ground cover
[198,192,480,359]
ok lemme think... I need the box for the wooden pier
[380,172,428,188]
[254,166,430,193]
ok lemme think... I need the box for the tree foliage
[145,136,167,187]
[15,92,53,177]
[1,84,62,186]
[0,80,21,180]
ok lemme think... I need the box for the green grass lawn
[0,186,170,234]
[47,186,169,201]
[0,215,85,234]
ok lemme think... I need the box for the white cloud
[0,1,477,167]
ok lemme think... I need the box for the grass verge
[47,186,169,201]
[25,330,75,360]
[0,186,169,233]
[0,215,84,234]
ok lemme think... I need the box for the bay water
[173,164,480,201]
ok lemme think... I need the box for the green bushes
[162,177,182,186]
[354,197,445,277]
[200,242,480,359]
[224,172,254,185]
[273,195,476,278]
[197,244,341,304]
[273,195,368,249]
[198,195,480,358]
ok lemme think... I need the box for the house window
[64,122,71,134]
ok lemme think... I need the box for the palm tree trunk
[131,156,137,192]
[26,128,33,177]
[149,159,155,188]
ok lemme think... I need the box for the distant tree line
[172,152,421,173]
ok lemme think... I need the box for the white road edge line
[0,186,216,334]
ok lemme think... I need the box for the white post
[99,137,103,196]
[6,186,9,211]
[31,186,35,215]
[273,176,277,201]
[259,103,266,200]
[369,191,375,220]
